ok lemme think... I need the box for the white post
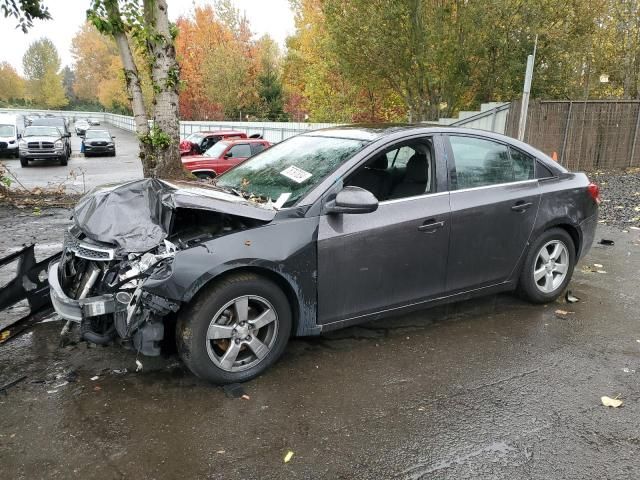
[518,36,538,141]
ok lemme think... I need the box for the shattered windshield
[216,135,368,208]
[0,125,14,136]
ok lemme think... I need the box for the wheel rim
[533,240,569,294]
[205,295,278,372]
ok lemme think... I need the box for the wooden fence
[505,100,640,170]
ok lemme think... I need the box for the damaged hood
[73,178,276,253]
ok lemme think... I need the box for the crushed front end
[49,225,179,355]
[47,178,275,356]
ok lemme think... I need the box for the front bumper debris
[0,245,61,343]
[48,261,119,323]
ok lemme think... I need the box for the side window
[449,136,534,190]
[509,147,535,181]
[387,146,415,168]
[346,138,434,201]
[250,142,267,155]
[228,143,252,158]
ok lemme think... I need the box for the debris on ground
[582,265,607,274]
[590,169,640,229]
[241,394,251,400]
[284,450,294,463]
[0,375,27,395]
[90,376,99,381]
[598,239,615,246]
[565,291,580,303]
[555,309,574,317]
[222,383,246,399]
[601,395,623,408]
[135,360,143,372]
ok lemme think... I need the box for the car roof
[197,130,246,136]
[221,138,269,145]
[31,117,66,125]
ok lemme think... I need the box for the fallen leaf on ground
[284,450,294,463]
[216,450,225,454]
[596,270,607,274]
[555,309,574,316]
[93,385,102,391]
[601,396,623,408]
[565,291,580,303]
[90,376,99,381]
[136,360,143,372]
[241,394,250,400]
[593,263,603,268]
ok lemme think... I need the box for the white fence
[0,108,337,143]
[1,105,512,141]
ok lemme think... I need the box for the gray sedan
[48,125,599,384]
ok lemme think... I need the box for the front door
[317,136,451,325]
[445,134,541,292]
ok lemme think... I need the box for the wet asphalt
[2,133,640,480]
[2,127,142,193]
[0,205,639,479]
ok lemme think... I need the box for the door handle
[511,201,533,212]
[418,219,445,233]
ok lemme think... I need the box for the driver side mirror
[65,132,71,138]
[225,151,233,158]
[325,186,378,215]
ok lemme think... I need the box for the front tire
[517,228,576,304]
[19,156,28,167]
[59,154,68,166]
[176,273,292,384]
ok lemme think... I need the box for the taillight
[587,182,601,204]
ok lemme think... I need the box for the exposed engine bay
[49,179,272,356]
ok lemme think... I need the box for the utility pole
[517,35,538,141]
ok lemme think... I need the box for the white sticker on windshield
[280,165,312,184]
[274,192,292,209]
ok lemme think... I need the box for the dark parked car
[47,125,599,384]
[19,125,69,166]
[82,129,116,157]
[30,117,71,157]
[179,130,248,156]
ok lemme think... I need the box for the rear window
[250,143,268,155]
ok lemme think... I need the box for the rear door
[445,134,541,292]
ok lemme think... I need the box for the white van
[0,113,26,158]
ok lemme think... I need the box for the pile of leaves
[590,168,640,230]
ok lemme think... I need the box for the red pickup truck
[179,130,248,156]
[182,138,272,179]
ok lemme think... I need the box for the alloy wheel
[205,295,279,372]
[533,240,569,294]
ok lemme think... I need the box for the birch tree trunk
[142,0,183,179]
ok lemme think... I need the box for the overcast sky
[0,0,295,75]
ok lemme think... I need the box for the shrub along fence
[505,100,640,171]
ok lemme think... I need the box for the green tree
[1,0,50,32]
[256,36,285,120]
[22,38,68,108]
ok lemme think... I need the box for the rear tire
[176,273,292,384]
[517,228,575,304]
